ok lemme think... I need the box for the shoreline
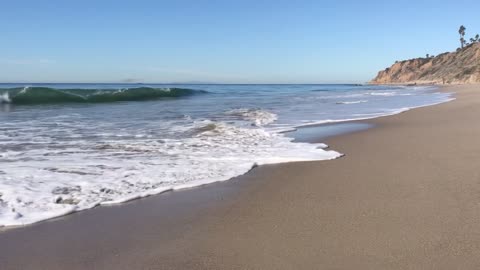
[2,85,479,269]
[0,84,451,230]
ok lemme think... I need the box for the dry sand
[1,85,480,269]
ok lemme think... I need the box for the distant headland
[371,25,480,85]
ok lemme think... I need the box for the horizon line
[0,82,367,85]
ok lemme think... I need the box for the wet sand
[2,85,480,269]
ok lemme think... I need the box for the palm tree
[476,34,480,42]
[459,25,466,48]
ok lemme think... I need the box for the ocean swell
[0,87,207,105]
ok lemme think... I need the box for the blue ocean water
[0,84,452,226]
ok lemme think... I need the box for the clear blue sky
[1,0,480,83]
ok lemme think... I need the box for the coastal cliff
[371,42,480,84]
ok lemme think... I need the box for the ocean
[0,84,453,226]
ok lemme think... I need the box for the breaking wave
[0,87,207,105]
[224,108,278,126]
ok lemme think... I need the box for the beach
[1,84,480,269]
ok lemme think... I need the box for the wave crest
[336,100,368,105]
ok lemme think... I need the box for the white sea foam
[0,92,10,103]
[0,118,341,226]
[336,100,368,105]
[367,91,397,96]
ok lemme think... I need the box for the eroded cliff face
[371,43,480,84]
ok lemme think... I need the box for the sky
[1,0,480,84]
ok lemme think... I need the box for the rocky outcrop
[371,43,480,84]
